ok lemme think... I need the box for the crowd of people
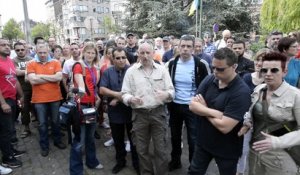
[0,29,300,175]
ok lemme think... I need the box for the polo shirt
[100,66,131,124]
[196,74,251,159]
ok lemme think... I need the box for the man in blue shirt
[167,35,209,171]
[188,48,251,175]
[99,47,139,174]
[203,32,216,56]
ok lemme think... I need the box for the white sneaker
[125,140,131,152]
[0,165,12,175]
[104,138,114,147]
[95,163,104,169]
[100,122,110,129]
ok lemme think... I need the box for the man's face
[113,51,127,69]
[261,60,286,88]
[226,39,234,49]
[270,34,283,49]
[204,35,211,43]
[223,33,231,42]
[48,38,56,48]
[163,40,170,49]
[127,36,136,46]
[194,41,202,54]
[96,41,103,50]
[70,44,80,59]
[212,58,236,81]
[138,43,154,64]
[15,45,26,58]
[36,46,49,62]
[0,39,11,57]
[116,39,126,48]
[179,40,194,59]
[62,44,70,56]
[155,39,162,47]
[232,43,245,57]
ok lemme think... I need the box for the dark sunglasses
[212,66,230,72]
[115,56,127,60]
[15,49,25,52]
[260,68,280,74]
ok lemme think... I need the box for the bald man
[215,29,232,50]
[122,43,175,175]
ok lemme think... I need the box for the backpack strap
[72,62,90,96]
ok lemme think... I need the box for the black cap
[126,33,134,38]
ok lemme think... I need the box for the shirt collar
[34,54,52,63]
[213,75,240,89]
[137,60,158,69]
[273,81,289,97]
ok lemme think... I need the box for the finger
[261,131,272,138]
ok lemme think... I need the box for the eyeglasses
[212,66,230,72]
[115,56,127,60]
[15,49,25,52]
[260,68,280,74]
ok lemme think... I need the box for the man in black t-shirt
[188,48,251,175]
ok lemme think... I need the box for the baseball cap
[126,33,134,38]
[162,36,170,42]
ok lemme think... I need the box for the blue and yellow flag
[188,0,200,16]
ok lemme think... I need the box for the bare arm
[62,74,69,93]
[39,72,62,82]
[74,73,86,93]
[100,87,122,101]
[16,69,26,76]
[27,73,48,85]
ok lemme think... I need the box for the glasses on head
[260,68,280,74]
[212,66,230,72]
[15,49,25,52]
[115,56,127,60]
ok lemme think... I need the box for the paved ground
[7,118,220,175]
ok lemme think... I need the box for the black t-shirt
[196,74,251,159]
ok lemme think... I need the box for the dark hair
[232,40,245,48]
[105,39,117,48]
[34,36,44,45]
[51,45,63,53]
[278,37,297,52]
[70,42,79,46]
[13,42,25,49]
[180,35,195,46]
[270,30,283,36]
[262,52,287,71]
[112,47,128,59]
[117,36,125,41]
[214,47,238,66]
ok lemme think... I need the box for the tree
[260,0,300,33]
[103,16,118,34]
[2,18,24,41]
[31,23,51,40]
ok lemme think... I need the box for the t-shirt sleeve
[99,69,109,88]
[26,61,35,74]
[223,89,251,121]
[54,61,62,73]
[73,63,83,75]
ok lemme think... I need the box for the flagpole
[199,0,203,39]
[195,2,198,37]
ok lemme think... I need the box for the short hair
[278,37,297,52]
[180,35,195,46]
[232,40,245,48]
[262,52,287,71]
[253,48,270,61]
[112,47,128,59]
[13,42,25,49]
[214,47,238,66]
[34,36,44,45]
[51,45,63,53]
[270,30,283,36]
[105,39,117,48]
[36,43,49,51]
[70,42,79,46]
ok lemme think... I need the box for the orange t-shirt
[27,60,62,103]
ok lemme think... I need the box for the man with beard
[267,31,283,51]
[232,40,254,77]
[0,38,24,169]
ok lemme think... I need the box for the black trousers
[110,122,139,168]
[0,98,15,159]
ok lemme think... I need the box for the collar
[137,60,158,69]
[213,75,240,89]
[272,81,289,97]
[34,54,52,63]
[0,55,9,60]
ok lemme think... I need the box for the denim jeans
[0,98,15,159]
[34,101,61,150]
[169,102,197,162]
[69,123,100,175]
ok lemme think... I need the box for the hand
[130,97,143,106]
[109,98,119,106]
[238,126,250,137]
[252,132,273,153]
[154,89,169,103]
[195,94,207,106]
[19,97,24,108]
[95,96,101,108]
[1,102,11,113]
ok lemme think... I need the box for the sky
[0,0,47,25]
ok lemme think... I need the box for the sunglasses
[15,49,25,52]
[260,68,280,74]
[212,66,230,72]
[115,56,127,60]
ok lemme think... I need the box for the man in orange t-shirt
[27,43,66,157]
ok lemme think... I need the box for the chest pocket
[269,101,294,121]
[152,75,165,90]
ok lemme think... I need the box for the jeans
[69,123,100,175]
[34,101,61,150]
[0,98,15,159]
[169,102,197,162]
[189,144,238,175]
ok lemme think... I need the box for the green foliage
[260,0,300,32]
[2,18,24,41]
[250,42,265,53]
[103,16,118,34]
[31,23,51,40]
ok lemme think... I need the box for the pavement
[6,118,220,175]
